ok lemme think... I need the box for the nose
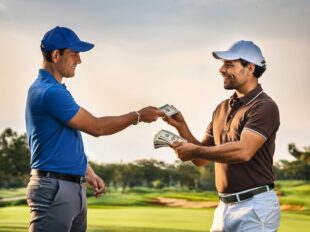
[219,64,226,74]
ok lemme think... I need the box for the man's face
[219,60,251,90]
[55,49,81,78]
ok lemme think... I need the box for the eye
[224,63,233,68]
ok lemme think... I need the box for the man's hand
[138,106,165,123]
[87,173,106,198]
[162,111,186,129]
[171,141,199,161]
[86,165,106,197]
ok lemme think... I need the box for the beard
[223,74,236,90]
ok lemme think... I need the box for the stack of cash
[154,129,187,149]
[159,104,178,116]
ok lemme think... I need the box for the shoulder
[43,85,73,100]
[252,92,279,114]
[214,98,230,111]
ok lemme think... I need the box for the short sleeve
[202,121,215,145]
[205,121,214,138]
[42,86,80,124]
[244,100,280,141]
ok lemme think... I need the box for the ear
[51,50,60,62]
[248,63,255,75]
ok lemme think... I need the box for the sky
[0,0,309,164]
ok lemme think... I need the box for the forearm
[86,164,96,177]
[68,106,161,137]
[95,112,138,136]
[68,108,137,136]
[195,141,251,163]
[176,123,201,145]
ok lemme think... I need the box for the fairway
[1,206,310,232]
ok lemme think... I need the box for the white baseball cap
[212,40,265,67]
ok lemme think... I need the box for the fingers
[139,106,165,123]
[90,178,98,192]
[170,141,184,148]
[94,177,106,198]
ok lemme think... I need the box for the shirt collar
[38,69,66,88]
[229,84,264,107]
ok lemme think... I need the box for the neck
[236,78,258,97]
[42,61,62,83]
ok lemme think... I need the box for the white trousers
[210,190,280,232]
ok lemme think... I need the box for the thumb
[170,141,183,148]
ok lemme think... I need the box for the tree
[198,162,215,191]
[274,143,310,180]
[134,159,165,188]
[288,143,310,164]
[0,128,31,187]
[177,162,200,190]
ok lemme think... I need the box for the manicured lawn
[275,180,310,211]
[1,206,310,232]
[0,188,26,199]
[1,183,310,231]
[87,189,218,207]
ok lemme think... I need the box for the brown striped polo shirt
[206,84,280,193]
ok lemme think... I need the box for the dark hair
[41,46,66,62]
[239,59,266,78]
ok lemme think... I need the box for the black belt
[31,169,86,184]
[219,183,274,204]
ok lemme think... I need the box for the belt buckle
[80,177,86,183]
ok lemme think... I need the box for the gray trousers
[26,175,87,232]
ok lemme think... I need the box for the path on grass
[150,197,219,208]
[0,196,26,202]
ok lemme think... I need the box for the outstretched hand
[171,141,198,161]
[162,110,186,129]
[138,106,165,123]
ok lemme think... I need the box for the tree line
[0,128,309,189]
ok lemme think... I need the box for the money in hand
[159,104,178,116]
[154,129,187,149]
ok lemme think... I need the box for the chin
[224,85,234,90]
[66,72,75,78]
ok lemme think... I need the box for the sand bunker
[149,197,218,208]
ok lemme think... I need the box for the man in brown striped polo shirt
[163,40,280,231]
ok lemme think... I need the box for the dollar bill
[154,129,187,149]
[159,104,179,116]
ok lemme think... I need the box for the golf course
[1,181,310,232]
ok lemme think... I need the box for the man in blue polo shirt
[25,26,164,232]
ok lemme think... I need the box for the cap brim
[69,41,94,52]
[212,51,240,61]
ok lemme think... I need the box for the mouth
[222,73,233,80]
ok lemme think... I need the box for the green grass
[87,190,218,207]
[0,188,26,199]
[88,207,212,231]
[275,180,310,212]
[1,206,310,232]
[88,192,148,206]
[2,182,310,231]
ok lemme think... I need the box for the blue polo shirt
[25,69,87,176]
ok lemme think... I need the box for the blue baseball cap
[41,26,94,52]
[212,40,265,67]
